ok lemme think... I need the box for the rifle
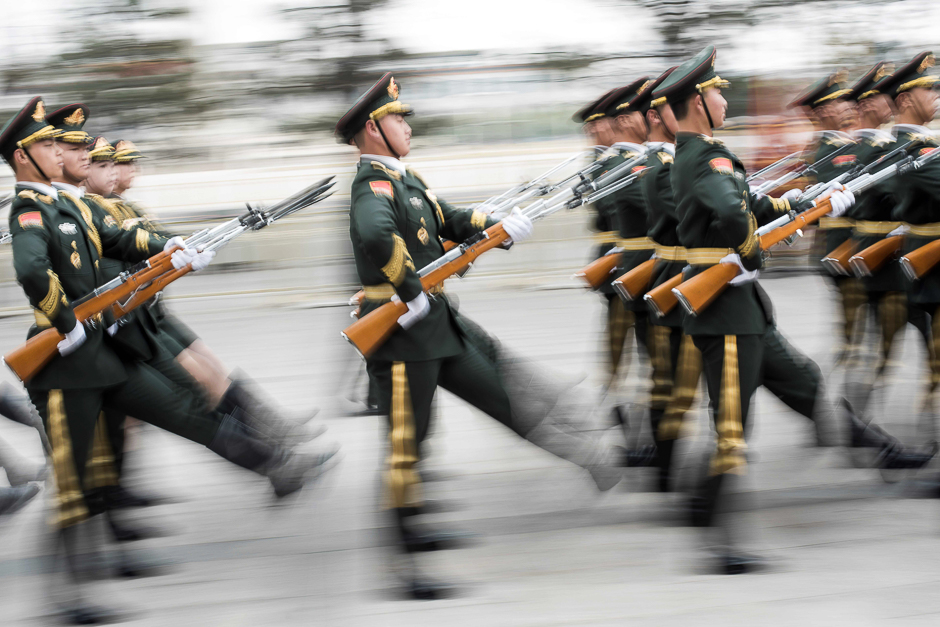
[749,141,856,198]
[746,151,804,183]
[612,258,657,301]
[3,177,335,382]
[574,247,623,290]
[342,155,648,358]
[848,235,903,277]
[900,239,940,281]
[671,145,940,317]
[0,229,11,245]
[821,239,859,276]
[644,272,684,317]
[0,195,12,212]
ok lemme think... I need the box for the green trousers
[29,360,222,529]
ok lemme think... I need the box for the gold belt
[653,243,687,261]
[362,283,445,301]
[686,247,734,265]
[855,220,902,235]
[617,236,654,251]
[818,217,855,229]
[592,231,619,244]
[908,223,940,237]
[34,310,52,329]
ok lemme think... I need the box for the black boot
[208,413,337,498]
[220,378,320,446]
[104,484,162,509]
[393,507,471,553]
[689,474,725,528]
[0,483,41,516]
[618,444,658,467]
[656,438,676,493]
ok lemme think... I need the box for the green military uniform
[337,74,619,543]
[653,49,828,544]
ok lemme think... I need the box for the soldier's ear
[13,148,30,170]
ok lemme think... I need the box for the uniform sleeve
[89,198,168,261]
[899,148,940,204]
[692,149,762,271]
[352,178,424,302]
[437,196,497,244]
[10,204,77,334]
[643,161,676,219]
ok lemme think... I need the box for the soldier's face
[857,95,893,127]
[116,162,138,190]
[911,87,939,122]
[657,104,678,137]
[703,88,727,128]
[17,139,63,181]
[60,142,90,182]
[86,161,116,196]
[381,114,412,157]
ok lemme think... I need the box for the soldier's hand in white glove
[720,252,760,286]
[501,206,533,245]
[163,236,186,253]
[888,224,910,238]
[822,182,855,218]
[391,292,430,330]
[171,248,197,271]
[189,249,215,273]
[58,322,87,356]
[780,187,803,202]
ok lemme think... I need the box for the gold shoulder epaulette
[17,189,53,204]
[702,136,725,145]
[657,152,674,164]
[407,167,429,188]
[371,161,402,181]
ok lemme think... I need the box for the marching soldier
[337,73,622,599]
[650,47,933,573]
[788,70,865,357]
[1,97,333,622]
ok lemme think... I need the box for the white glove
[824,182,855,218]
[171,248,197,271]
[781,188,803,202]
[189,249,215,273]
[391,292,430,330]
[106,323,119,336]
[163,236,186,253]
[501,206,533,245]
[720,252,760,286]
[888,224,910,238]
[57,322,87,356]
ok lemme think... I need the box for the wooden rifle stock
[3,249,176,382]
[612,258,657,301]
[644,273,684,317]
[574,250,622,290]
[349,240,458,311]
[848,235,903,277]
[821,239,858,276]
[670,196,838,317]
[342,225,511,358]
[900,239,940,281]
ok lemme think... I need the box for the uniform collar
[818,129,854,142]
[892,123,933,137]
[16,181,59,200]
[51,182,85,198]
[646,141,675,156]
[854,128,894,143]
[361,154,406,175]
[611,141,645,154]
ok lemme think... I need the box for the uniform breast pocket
[56,237,90,281]
[405,196,434,247]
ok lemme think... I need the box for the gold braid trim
[470,210,487,230]
[381,234,415,286]
[710,336,747,475]
[424,190,445,226]
[85,413,118,490]
[695,76,731,93]
[40,270,64,318]
[371,161,402,181]
[898,75,940,93]
[369,101,412,121]
[59,192,103,258]
[48,390,89,528]
[135,228,151,253]
[650,96,668,108]
[16,125,60,149]
[737,212,759,259]
[813,88,852,105]
[584,112,606,122]
[769,197,791,215]
[387,362,422,509]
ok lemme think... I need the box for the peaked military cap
[88,136,115,162]
[600,77,652,117]
[645,66,679,109]
[788,70,851,109]
[0,96,61,164]
[46,104,93,144]
[335,72,413,144]
[573,88,617,123]
[112,139,144,162]
[650,46,730,107]
[847,61,894,102]
[871,51,938,99]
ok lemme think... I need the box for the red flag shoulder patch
[631,166,646,173]
[370,180,394,199]
[832,154,857,166]
[920,147,938,157]
[709,158,734,175]
[18,212,43,229]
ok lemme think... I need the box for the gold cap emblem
[64,108,85,126]
[637,80,652,95]
[387,77,399,100]
[918,54,935,73]
[32,100,46,122]
[829,69,848,86]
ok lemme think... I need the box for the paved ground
[1,266,939,626]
